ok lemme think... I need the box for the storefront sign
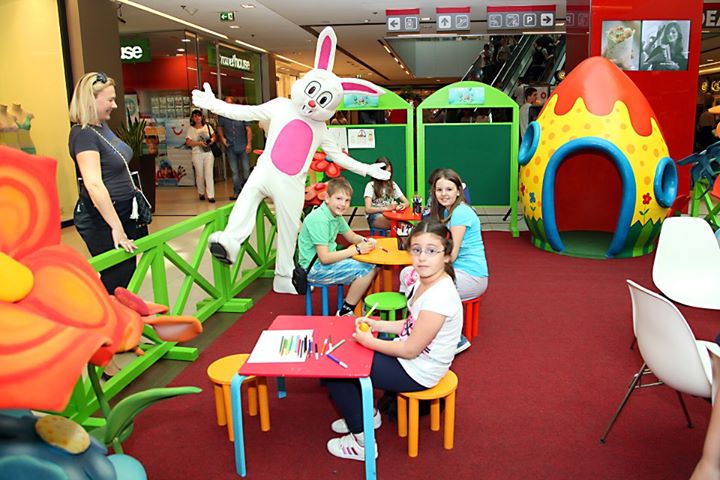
[120,38,150,63]
[436,6,471,31]
[208,46,253,72]
[704,3,720,29]
[386,8,420,33]
[220,11,235,22]
[487,5,555,30]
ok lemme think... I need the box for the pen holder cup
[397,235,408,251]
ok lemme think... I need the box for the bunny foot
[273,275,297,294]
[208,232,240,265]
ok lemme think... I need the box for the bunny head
[291,27,385,122]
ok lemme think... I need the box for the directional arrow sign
[438,14,452,30]
[540,12,554,26]
[388,17,400,31]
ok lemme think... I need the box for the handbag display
[292,254,318,295]
[86,125,153,226]
[207,125,222,158]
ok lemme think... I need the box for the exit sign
[220,11,235,22]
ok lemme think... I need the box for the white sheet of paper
[327,127,348,151]
[347,128,375,149]
[247,329,315,363]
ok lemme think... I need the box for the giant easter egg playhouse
[519,57,677,259]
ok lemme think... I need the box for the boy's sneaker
[455,335,471,355]
[335,309,355,317]
[327,433,378,461]
[331,410,382,434]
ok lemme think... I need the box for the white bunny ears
[313,27,385,97]
[315,27,337,71]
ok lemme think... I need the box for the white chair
[600,280,720,443]
[652,216,720,310]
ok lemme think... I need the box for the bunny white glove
[366,162,391,180]
[191,83,224,111]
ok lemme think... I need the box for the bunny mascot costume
[192,27,390,294]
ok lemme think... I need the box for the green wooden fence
[61,202,277,426]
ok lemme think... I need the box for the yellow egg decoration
[518,56,677,258]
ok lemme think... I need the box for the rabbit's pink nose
[308,100,316,108]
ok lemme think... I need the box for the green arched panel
[416,81,520,237]
[328,88,414,207]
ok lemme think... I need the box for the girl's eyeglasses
[409,246,444,257]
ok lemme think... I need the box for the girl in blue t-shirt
[429,168,488,302]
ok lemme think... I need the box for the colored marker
[326,353,348,369]
[320,337,328,356]
[314,343,319,360]
[279,336,285,354]
[326,339,346,355]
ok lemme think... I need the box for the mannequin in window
[0,105,21,151]
[9,104,36,154]
[0,105,17,131]
[10,104,34,130]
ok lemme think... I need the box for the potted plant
[114,113,156,211]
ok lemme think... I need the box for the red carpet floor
[124,231,720,479]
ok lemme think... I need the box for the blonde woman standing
[69,71,142,293]
[185,109,216,203]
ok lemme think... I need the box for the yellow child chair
[207,354,271,441]
[397,370,458,457]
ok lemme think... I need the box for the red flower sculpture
[0,147,201,412]
[304,182,328,207]
[310,151,343,178]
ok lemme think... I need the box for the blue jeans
[226,147,250,196]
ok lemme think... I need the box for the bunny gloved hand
[191,83,225,111]
[366,162,391,180]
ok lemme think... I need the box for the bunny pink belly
[270,120,314,175]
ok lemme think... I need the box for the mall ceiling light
[118,0,269,54]
[241,4,256,8]
[274,54,313,71]
[117,0,228,40]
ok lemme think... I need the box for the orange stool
[207,354,270,441]
[397,370,458,457]
[462,296,483,340]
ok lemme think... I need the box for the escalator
[461,35,567,100]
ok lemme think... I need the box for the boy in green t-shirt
[298,177,377,316]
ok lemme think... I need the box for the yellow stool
[397,370,458,457]
[207,354,271,441]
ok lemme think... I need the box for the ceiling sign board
[487,5,555,30]
[436,6,472,31]
[386,8,420,33]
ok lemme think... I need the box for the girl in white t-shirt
[363,156,409,230]
[325,220,462,462]
[185,109,217,202]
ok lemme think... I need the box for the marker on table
[365,302,379,319]
[326,338,346,355]
[326,353,348,369]
[314,343,319,360]
[320,337,328,356]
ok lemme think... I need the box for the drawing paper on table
[247,329,315,363]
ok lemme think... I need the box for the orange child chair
[397,370,458,457]
[207,354,270,441]
[462,296,483,341]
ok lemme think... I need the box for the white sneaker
[455,335,471,355]
[327,433,378,461]
[331,410,382,434]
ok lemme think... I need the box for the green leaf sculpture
[90,386,201,453]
